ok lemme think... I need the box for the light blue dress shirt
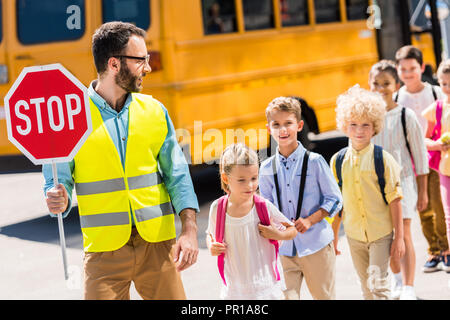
[259,142,343,257]
[43,81,199,224]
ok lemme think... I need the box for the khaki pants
[83,228,186,300]
[347,233,393,300]
[419,170,448,255]
[280,242,336,300]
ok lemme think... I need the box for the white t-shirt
[372,105,429,178]
[396,83,443,134]
[206,197,293,300]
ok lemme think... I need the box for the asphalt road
[0,165,450,300]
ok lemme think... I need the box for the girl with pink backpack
[422,59,450,273]
[206,143,297,300]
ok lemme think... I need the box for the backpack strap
[432,85,438,101]
[254,194,271,225]
[436,99,443,127]
[335,147,348,190]
[373,145,388,205]
[215,195,228,285]
[296,150,310,220]
[272,151,310,219]
[335,147,348,218]
[401,107,413,159]
[254,194,280,282]
[272,150,309,257]
[431,100,443,141]
[271,156,282,212]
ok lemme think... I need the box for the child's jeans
[346,232,393,300]
[439,173,450,250]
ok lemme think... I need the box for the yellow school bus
[0,0,441,164]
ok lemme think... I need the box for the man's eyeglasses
[114,54,150,64]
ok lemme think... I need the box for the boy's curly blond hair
[335,85,386,135]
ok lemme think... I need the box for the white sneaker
[391,277,402,299]
[399,286,417,300]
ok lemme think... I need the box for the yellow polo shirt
[330,143,403,243]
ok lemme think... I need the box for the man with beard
[42,22,199,300]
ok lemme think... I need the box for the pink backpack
[215,194,280,286]
[428,100,443,171]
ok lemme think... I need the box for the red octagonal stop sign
[4,64,92,165]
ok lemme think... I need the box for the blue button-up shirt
[43,81,199,223]
[259,142,342,257]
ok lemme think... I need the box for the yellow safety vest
[74,93,176,252]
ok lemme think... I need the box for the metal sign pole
[51,160,69,281]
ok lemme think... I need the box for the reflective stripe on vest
[75,172,163,195]
[79,201,174,228]
[74,93,176,252]
[80,211,129,228]
[134,202,174,222]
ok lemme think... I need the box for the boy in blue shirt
[259,97,343,300]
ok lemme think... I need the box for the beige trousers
[83,228,186,300]
[280,241,336,300]
[346,232,393,300]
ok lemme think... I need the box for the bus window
[242,0,275,31]
[201,0,237,35]
[314,0,341,24]
[0,1,2,43]
[17,0,85,45]
[102,0,150,30]
[280,0,309,27]
[346,0,369,21]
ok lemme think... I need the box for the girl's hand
[209,241,227,256]
[258,221,282,240]
[442,142,450,152]
[434,140,450,152]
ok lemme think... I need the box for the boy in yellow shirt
[330,85,405,300]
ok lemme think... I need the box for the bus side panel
[166,23,377,162]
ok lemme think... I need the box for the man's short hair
[92,21,146,74]
[395,45,423,66]
[265,96,302,122]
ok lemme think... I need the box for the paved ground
[0,171,449,300]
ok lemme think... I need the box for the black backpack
[334,145,387,217]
